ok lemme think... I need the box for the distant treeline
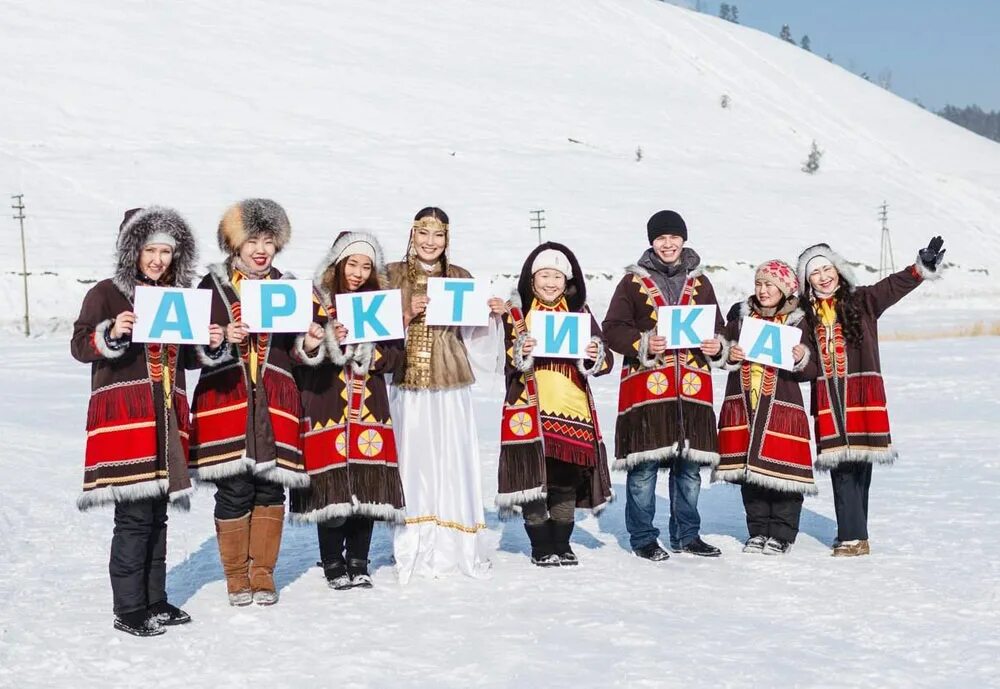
[936,105,1000,143]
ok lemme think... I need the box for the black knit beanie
[646,210,688,244]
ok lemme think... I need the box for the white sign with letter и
[738,317,802,372]
[656,305,716,350]
[132,286,212,345]
[240,279,314,333]
[529,312,590,359]
[425,277,491,327]
[335,289,405,345]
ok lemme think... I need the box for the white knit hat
[531,248,573,279]
[144,231,177,249]
[334,240,377,265]
[805,255,834,277]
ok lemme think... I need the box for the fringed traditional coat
[71,278,195,511]
[188,263,308,488]
[602,264,728,470]
[289,299,406,523]
[799,260,939,470]
[496,294,614,514]
[715,299,819,494]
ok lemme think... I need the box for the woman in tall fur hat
[714,260,818,555]
[386,207,506,584]
[71,206,217,636]
[496,242,614,566]
[796,236,946,556]
[289,231,405,590]
[188,198,308,606]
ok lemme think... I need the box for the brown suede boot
[832,539,871,557]
[215,514,252,606]
[248,504,285,605]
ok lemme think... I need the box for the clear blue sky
[680,1,1000,111]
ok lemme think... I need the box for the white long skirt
[390,385,492,584]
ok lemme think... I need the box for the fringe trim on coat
[495,486,547,509]
[815,447,898,471]
[576,337,606,377]
[77,479,191,512]
[260,463,310,488]
[288,501,357,524]
[352,500,406,523]
[684,444,721,467]
[93,319,128,359]
[191,456,257,483]
[293,333,327,366]
[612,442,682,471]
[712,468,819,495]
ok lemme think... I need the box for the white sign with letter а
[132,286,212,345]
[240,279,314,333]
[656,305,716,350]
[529,312,590,359]
[738,318,802,371]
[334,289,405,345]
[425,278,492,327]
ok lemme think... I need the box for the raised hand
[226,321,249,344]
[110,311,136,339]
[919,235,946,271]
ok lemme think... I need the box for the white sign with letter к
[240,279,314,333]
[656,305,716,350]
[738,317,802,372]
[334,289,405,345]
[132,286,212,345]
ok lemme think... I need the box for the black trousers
[214,471,286,520]
[522,458,586,526]
[109,497,168,615]
[830,463,873,541]
[317,517,375,564]
[741,483,803,543]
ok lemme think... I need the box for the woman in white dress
[386,207,504,583]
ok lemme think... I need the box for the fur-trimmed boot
[524,523,560,567]
[248,504,285,605]
[215,513,252,606]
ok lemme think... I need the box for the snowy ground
[1,329,998,689]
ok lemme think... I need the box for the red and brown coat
[714,298,819,494]
[796,244,943,470]
[70,207,198,511]
[496,242,614,515]
[602,257,728,470]
[289,231,406,523]
[188,262,308,488]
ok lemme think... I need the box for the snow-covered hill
[1,0,998,331]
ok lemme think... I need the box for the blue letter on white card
[149,292,193,339]
[670,306,704,347]
[352,293,388,339]
[748,323,783,366]
[545,315,580,356]
[260,283,297,329]
[443,281,475,321]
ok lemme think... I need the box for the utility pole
[878,201,895,279]
[11,194,29,336]
[530,209,546,245]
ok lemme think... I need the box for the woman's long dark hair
[803,281,865,345]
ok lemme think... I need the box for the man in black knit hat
[602,210,727,560]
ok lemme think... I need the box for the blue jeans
[625,457,702,550]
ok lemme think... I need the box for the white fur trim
[352,501,406,523]
[324,320,352,366]
[512,331,535,372]
[293,333,326,367]
[684,446,721,468]
[814,447,898,471]
[792,344,811,372]
[76,479,188,512]
[259,464,310,488]
[190,456,256,482]
[288,502,356,524]
[612,442,682,471]
[495,486,547,509]
[722,340,743,371]
[576,337,606,377]
[708,335,730,370]
[713,468,818,495]
[351,342,375,375]
[312,231,387,307]
[93,319,128,359]
[625,262,704,280]
[637,330,663,368]
[913,254,944,281]
[195,343,235,368]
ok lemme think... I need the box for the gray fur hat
[113,206,198,300]
[217,198,291,255]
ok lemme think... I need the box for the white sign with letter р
[240,279,314,333]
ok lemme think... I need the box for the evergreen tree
[730,6,739,23]
[801,35,811,52]
[719,3,731,21]
[802,140,823,174]
[779,25,796,44]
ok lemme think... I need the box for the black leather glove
[918,235,945,271]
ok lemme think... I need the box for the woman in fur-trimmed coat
[497,242,614,567]
[796,236,946,556]
[71,206,215,636]
[715,260,818,556]
[290,231,405,590]
[189,198,308,606]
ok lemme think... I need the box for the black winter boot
[148,601,191,626]
[114,609,165,637]
[347,558,373,589]
[323,557,351,590]
[524,523,560,567]
[550,520,578,566]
